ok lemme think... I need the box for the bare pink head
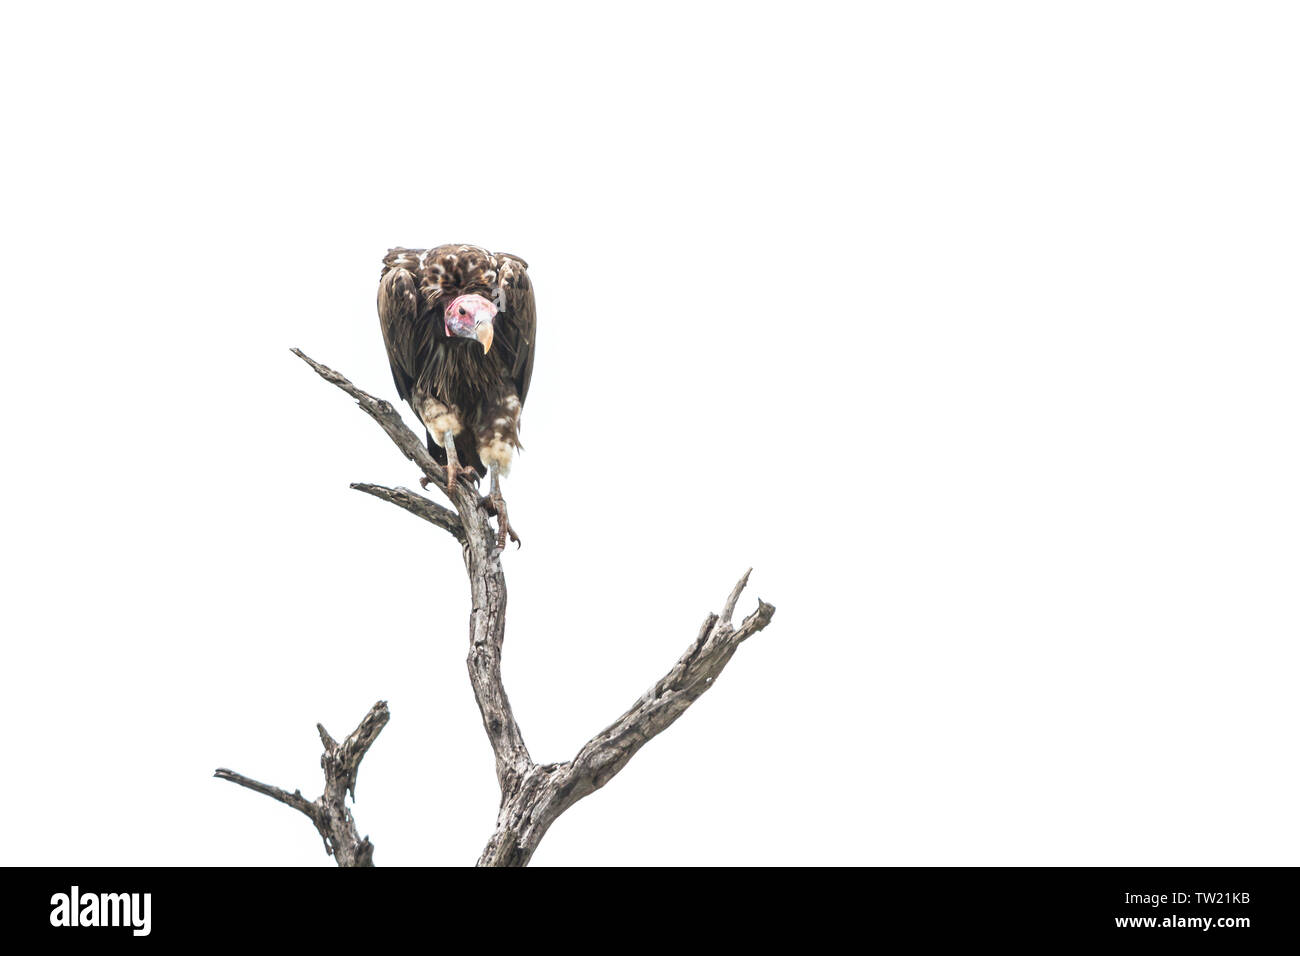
[444,293,497,353]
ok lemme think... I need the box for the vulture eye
[458,307,467,316]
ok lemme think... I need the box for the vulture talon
[438,432,482,495]
[417,466,478,495]
[483,491,521,551]
[448,465,482,494]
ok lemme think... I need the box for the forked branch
[216,350,776,866]
[215,700,390,866]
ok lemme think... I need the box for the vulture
[377,244,536,548]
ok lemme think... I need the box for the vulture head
[445,293,498,354]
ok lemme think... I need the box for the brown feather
[377,244,536,476]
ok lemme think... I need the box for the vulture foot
[418,465,479,495]
[481,492,522,551]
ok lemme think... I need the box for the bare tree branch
[215,700,389,866]
[293,348,532,798]
[721,567,753,625]
[209,771,318,819]
[246,349,778,867]
[350,482,466,543]
[476,573,775,866]
[289,349,447,491]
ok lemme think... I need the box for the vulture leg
[416,428,474,494]
[474,391,523,550]
[415,399,475,494]
[440,429,468,494]
[484,468,521,551]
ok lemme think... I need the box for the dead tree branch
[236,349,776,866]
[350,482,466,543]
[215,700,390,866]
[476,572,775,866]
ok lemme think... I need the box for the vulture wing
[492,253,537,407]
[376,250,428,405]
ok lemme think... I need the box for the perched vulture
[377,244,536,547]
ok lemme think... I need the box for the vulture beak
[475,321,494,355]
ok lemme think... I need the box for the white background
[2,2,1297,866]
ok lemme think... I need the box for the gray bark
[215,700,389,866]
[215,350,775,866]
